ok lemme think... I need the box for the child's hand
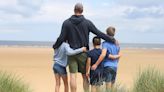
[91,64,97,70]
[118,53,122,58]
[86,73,90,78]
[86,73,90,82]
[82,47,87,52]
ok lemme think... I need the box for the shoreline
[1,46,164,50]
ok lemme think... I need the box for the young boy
[86,36,106,92]
[53,42,86,92]
[91,27,121,92]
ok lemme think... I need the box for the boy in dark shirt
[86,36,106,92]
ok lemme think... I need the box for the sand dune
[0,47,164,92]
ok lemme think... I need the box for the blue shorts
[103,66,117,83]
[53,62,67,76]
[90,68,104,86]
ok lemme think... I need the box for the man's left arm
[88,21,115,43]
[53,22,67,49]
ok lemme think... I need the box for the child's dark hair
[92,36,101,46]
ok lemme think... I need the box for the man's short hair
[92,36,101,46]
[74,3,83,13]
[106,26,115,37]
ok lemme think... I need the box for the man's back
[64,15,90,49]
[53,15,115,50]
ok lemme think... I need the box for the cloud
[0,0,164,43]
[0,0,43,18]
[0,29,24,33]
[114,0,164,7]
[123,6,164,19]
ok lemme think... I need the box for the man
[53,3,115,92]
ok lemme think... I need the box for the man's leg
[68,55,78,92]
[70,73,77,92]
[78,53,89,92]
[82,74,89,92]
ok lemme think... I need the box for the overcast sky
[0,0,164,44]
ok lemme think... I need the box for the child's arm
[91,49,107,70]
[65,43,86,55]
[109,54,121,60]
[86,58,91,79]
[108,46,121,60]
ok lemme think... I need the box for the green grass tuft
[132,67,164,92]
[0,71,32,92]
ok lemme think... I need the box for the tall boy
[91,27,121,92]
[86,36,105,92]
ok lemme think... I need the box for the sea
[0,40,164,49]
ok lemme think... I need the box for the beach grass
[101,67,164,92]
[132,67,164,92]
[0,71,32,92]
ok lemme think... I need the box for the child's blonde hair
[106,26,115,37]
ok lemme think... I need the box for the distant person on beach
[53,42,86,92]
[53,3,116,92]
[91,27,121,92]
[86,36,105,92]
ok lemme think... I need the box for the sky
[0,0,164,44]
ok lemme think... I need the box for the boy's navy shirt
[87,48,107,69]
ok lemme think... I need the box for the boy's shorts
[90,68,104,86]
[68,52,87,74]
[103,66,117,83]
[53,62,67,76]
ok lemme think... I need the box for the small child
[53,42,86,92]
[91,26,121,92]
[86,36,106,92]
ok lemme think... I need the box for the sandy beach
[0,47,164,92]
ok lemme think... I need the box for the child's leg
[96,85,102,92]
[91,85,96,92]
[55,74,61,92]
[61,75,69,92]
[106,82,112,92]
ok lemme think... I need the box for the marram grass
[132,67,164,92]
[99,67,164,92]
[0,71,32,92]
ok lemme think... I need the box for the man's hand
[91,64,97,70]
[115,40,119,46]
[82,47,87,52]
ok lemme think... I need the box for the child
[53,42,86,92]
[86,36,106,92]
[91,26,121,92]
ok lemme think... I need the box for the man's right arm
[53,22,67,49]
[88,21,115,43]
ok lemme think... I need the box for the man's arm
[88,21,115,43]
[65,43,86,55]
[53,22,67,49]
[91,49,107,70]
